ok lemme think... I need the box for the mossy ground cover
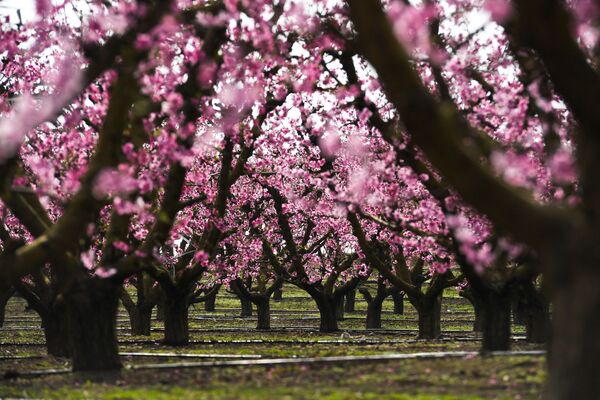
[0,285,545,399]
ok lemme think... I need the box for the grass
[0,284,546,399]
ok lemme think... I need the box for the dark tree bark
[521,281,550,344]
[255,297,271,330]
[64,278,121,371]
[156,297,165,322]
[366,299,384,329]
[335,296,345,321]
[344,290,356,312]
[314,295,339,332]
[163,292,189,346]
[239,295,253,317]
[273,286,283,302]
[547,267,600,399]
[392,291,404,315]
[413,294,442,339]
[459,288,483,332]
[512,292,527,326]
[129,304,153,336]
[204,286,218,312]
[0,287,14,328]
[481,290,512,352]
[42,310,70,358]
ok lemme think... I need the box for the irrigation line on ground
[0,335,528,348]
[2,350,546,379]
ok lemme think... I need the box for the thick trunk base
[130,305,153,336]
[163,295,189,346]
[240,296,253,317]
[43,313,70,358]
[392,292,404,315]
[481,291,511,352]
[64,279,121,371]
[256,299,271,330]
[366,301,383,329]
[316,297,339,332]
[416,295,442,339]
[546,269,600,400]
[204,291,217,312]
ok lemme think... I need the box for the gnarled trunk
[344,290,356,312]
[414,295,442,339]
[64,278,121,371]
[481,290,511,352]
[392,291,404,315]
[163,292,189,346]
[366,298,384,329]
[255,297,271,330]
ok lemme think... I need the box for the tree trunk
[315,295,338,332]
[345,290,356,312]
[473,300,484,332]
[546,268,600,400]
[520,281,550,344]
[64,278,121,371]
[335,296,345,321]
[156,298,165,322]
[130,304,153,336]
[240,295,253,317]
[273,286,283,302]
[481,290,511,352]
[512,293,527,326]
[392,291,404,315]
[0,287,14,328]
[204,289,217,312]
[415,295,442,339]
[42,312,70,358]
[366,298,383,329]
[163,293,189,346]
[255,297,271,330]
[526,302,550,344]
